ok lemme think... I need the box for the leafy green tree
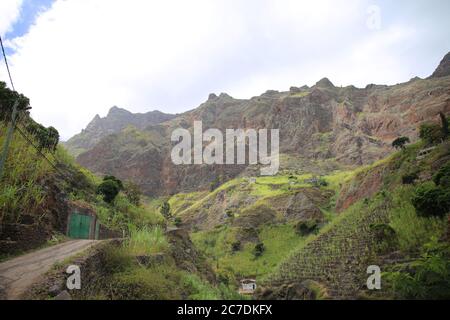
[160,201,171,219]
[103,175,123,190]
[97,179,120,203]
[0,81,30,122]
[392,136,410,150]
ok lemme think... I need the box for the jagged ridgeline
[66,53,450,197]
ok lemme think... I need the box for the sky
[1,0,450,140]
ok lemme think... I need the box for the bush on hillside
[384,239,450,299]
[412,183,450,218]
[25,119,60,152]
[97,179,120,203]
[434,161,450,188]
[160,201,171,219]
[124,181,142,206]
[392,136,410,150]
[419,123,445,145]
[103,175,123,190]
[253,242,265,258]
[295,219,319,236]
[402,172,419,185]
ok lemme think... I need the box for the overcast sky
[1,0,450,140]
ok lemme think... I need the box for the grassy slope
[264,141,448,298]
[169,170,357,283]
[167,140,448,299]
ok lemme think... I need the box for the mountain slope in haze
[64,106,176,156]
[70,52,450,196]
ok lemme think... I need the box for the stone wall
[0,223,50,256]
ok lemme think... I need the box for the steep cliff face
[64,106,176,156]
[72,53,450,196]
[431,52,450,78]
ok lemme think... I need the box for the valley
[1,52,450,300]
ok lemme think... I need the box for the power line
[0,35,15,91]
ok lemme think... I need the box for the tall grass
[126,225,169,256]
[0,125,52,223]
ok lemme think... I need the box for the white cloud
[1,0,449,140]
[0,0,23,36]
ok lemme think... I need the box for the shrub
[295,220,319,236]
[103,175,123,190]
[419,123,444,145]
[123,181,142,206]
[384,239,450,299]
[412,183,450,218]
[402,172,419,185]
[392,136,410,150]
[253,242,265,257]
[160,201,171,219]
[231,240,241,252]
[97,179,120,203]
[434,161,450,188]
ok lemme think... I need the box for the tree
[124,181,142,206]
[103,175,123,190]
[160,201,171,219]
[0,81,30,122]
[97,179,120,203]
[25,120,60,153]
[392,136,410,150]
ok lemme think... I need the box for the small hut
[239,279,257,295]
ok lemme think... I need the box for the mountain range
[65,52,450,196]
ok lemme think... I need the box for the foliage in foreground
[384,239,450,299]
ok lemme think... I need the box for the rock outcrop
[431,52,450,78]
[64,106,176,156]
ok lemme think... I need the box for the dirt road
[0,240,99,299]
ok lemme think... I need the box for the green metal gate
[68,212,92,239]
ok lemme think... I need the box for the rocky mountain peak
[107,106,131,117]
[430,52,450,78]
[208,93,218,100]
[315,77,335,88]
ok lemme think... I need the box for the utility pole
[0,100,19,180]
